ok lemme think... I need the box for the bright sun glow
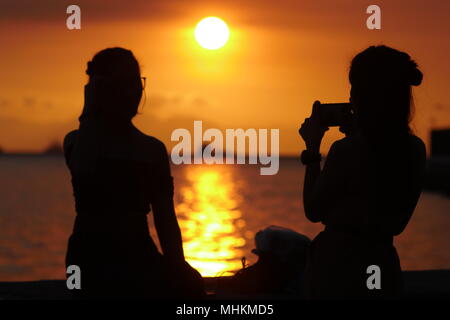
[194,17,230,50]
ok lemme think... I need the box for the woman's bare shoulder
[408,134,426,152]
[64,129,78,140]
[63,130,78,149]
[408,134,427,166]
[328,135,370,160]
[63,130,79,160]
[132,128,168,157]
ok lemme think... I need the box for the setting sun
[194,17,230,50]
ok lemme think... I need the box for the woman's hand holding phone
[79,76,110,122]
[299,101,329,152]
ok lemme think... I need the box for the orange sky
[0,0,449,155]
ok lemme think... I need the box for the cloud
[0,96,56,113]
[2,0,448,32]
[0,0,358,28]
[146,93,182,110]
[0,115,77,152]
[143,92,213,120]
[23,97,36,108]
[0,91,215,152]
[0,98,11,108]
[0,0,181,23]
[435,103,450,112]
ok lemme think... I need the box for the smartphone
[317,102,353,127]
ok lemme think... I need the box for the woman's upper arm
[384,136,426,235]
[63,130,78,165]
[405,136,427,203]
[416,136,427,181]
[309,140,347,219]
[149,140,175,215]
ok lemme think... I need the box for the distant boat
[425,129,450,195]
[42,142,63,155]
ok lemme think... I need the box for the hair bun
[406,60,422,86]
[86,61,94,76]
[409,67,423,86]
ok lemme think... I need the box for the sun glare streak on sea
[175,165,246,276]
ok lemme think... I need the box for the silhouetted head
[85,47,143,121]
[349,45,423,138]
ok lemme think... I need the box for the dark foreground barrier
[0,270,449,300]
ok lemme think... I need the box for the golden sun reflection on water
[176,166,246,277]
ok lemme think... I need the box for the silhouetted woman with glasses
[299,45,426,299]
[64,47,203,299]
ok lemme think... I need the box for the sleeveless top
[64,129,174,235]
[317,133,425,239]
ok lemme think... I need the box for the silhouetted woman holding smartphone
[64,47,203,299]
[299,45,426,299]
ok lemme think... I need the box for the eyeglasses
[141,77,146,90]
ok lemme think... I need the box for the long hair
[349,46,423,234]
[70,48,143,178]
[349,45,423,141]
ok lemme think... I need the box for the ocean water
[0,155,449,281]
